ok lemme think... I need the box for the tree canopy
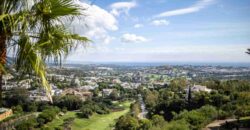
[0,0,89,103]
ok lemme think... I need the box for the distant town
[0,64,250,130]
[2,64,250,103]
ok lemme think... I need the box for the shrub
[162,119,189,130]
[62,107,68,113]
[15,118,37,130]
[53,95,83,110]
[27,103,38,112]
[78,107,93,118]
[12,105,23,114]
[140,119,152,130]
[38,107,60,124]
[151,115,165,127]
[173,105,217,130]
[115,115,139,130]
[78,100,110,117]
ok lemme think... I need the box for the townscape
[3,64,250,102]
[1,64,250,130]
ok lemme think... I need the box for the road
[138,94,148,119]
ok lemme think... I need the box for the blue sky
[67,0,250,63]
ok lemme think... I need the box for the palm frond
[31,0,82,29]
[0,63,6,74]
[37,25,90,64]
[0,13,15,33]
[15,34,52,102]
[0,0,25,14]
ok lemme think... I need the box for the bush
[37,102,50,112]
[12,105,23,114]
[26,103,38,112]
[37,117,45,126]
[115,115,139,130]
[63,117,75,128]
[173,105,217,130]
[53,95,83,110]
[162,119,189,130]
[151,115,165,127]
[78,107,93,118]
[62,107,67,113]
[55,127,63,130]
[150,119,189,130]
[15,118,37,130]
[140,119,152,130]
[38,107,60,124]
[78,100,110,117]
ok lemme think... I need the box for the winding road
[138,94,148,119]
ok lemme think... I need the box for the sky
[66,0,250,63]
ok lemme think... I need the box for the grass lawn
[45,101,132,130]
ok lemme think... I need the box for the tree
[115,115,139,130]
[54,95,83,110]
[4,87,29,106]
[0,0,89,105]
[109,89,119,100]
[173,105,217,130]
[162,120,189,130]
[139,119,152,130]
[26,102,38,112]
[187,85,192,110]
[38,107,60,124]
[151,115,166,127]
[79,107,93,118]
[169,78,187,92]
[131,102,141,117]
[15,119,37,130]
[12,105,23,114]
[144,90,159,109]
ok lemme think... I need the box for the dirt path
[203,119,236,130]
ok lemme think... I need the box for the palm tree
[0,0,89,105]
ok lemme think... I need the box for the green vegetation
[44,101,132,130]
[53,95,83,110]
[173,105,217,130]
[78,100,110,118]
[15,118,38,130]
[220,117,250,130]
[115,115,140,130]
[0,0,90,105]
[114,79,250,130]
[150,119,189,130]
[37,107,60,125]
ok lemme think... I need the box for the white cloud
[71,1,118,44]
[121,33,148,43]
[114,47,125,51]
[151,19,170,26]
[71,44,250,63]
[110,1,137,16]
[155,0,215,18]
[134,24,144,28]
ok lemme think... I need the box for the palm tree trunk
[0,73,2,107]
[0,34,7,107]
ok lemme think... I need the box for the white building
[190,85,212,93]
[102,89,114,97]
